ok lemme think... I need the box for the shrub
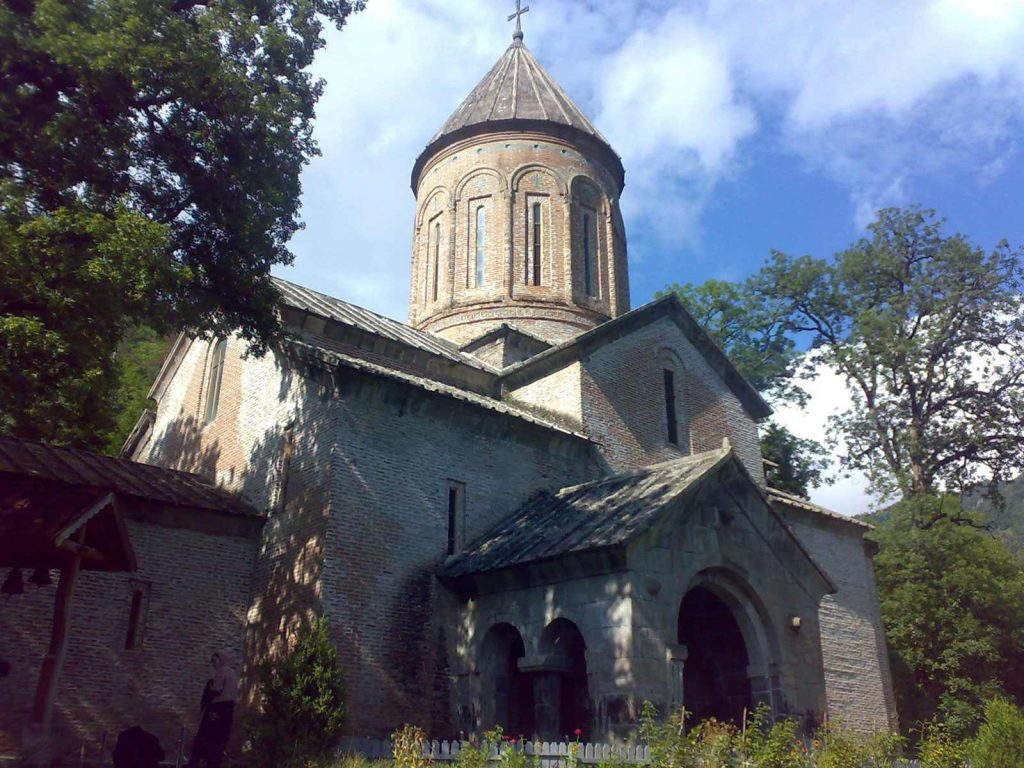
[638,701,698,768]
[248,615,346,767]
[811,720,903,768]
[967,699,1024,768]
[392,724,430,768]
[917,720,966,768]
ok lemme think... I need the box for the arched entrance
[480,624,533,736]
[678,586,753,724]
[520,618,591,739]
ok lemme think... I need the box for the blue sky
[277,0,1024,515]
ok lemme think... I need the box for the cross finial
[508,0,529,42]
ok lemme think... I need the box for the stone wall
[320,367,603,736]
[0,514,258,758]
[779,504,898,732]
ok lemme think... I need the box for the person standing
[187,650,239,768]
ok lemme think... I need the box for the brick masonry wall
[505,361,584,430]
[0,518,257,758]
[409,130,629,344]
[779,506,898,733]
[504,317,763,479]
[321,369,603,736]
[140,336,338,706]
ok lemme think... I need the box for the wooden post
[30,527,85,728]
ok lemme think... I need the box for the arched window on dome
[582,212,598,297]
[475,205,486,287]
[525,198,545,286]
[432,219,441,302]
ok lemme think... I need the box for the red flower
[574,729,582,737]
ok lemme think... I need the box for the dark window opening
[446,481,465,556]
[124,583,150,650]
[432,221,441,302]
[532,202,540,286]
[583,213,593,297]
[204,338,227,424]
[664,368,678,444]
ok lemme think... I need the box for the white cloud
[771,358,884,519]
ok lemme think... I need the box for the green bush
[967,699,1024,768]
[391,724,430,768]
[917,720,966,768]
[248,615,346,767]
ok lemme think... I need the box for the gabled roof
[439,448,733,579]
[0,435,257,517]
[273,277,496,374]
[498,294,773,420]
[284,339,593,443]
[768,487,873,530]
[433,41,607,145]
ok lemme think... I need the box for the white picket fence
[338,738,922,768]
[339,738,650,766]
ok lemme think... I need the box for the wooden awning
[0,478,136,572]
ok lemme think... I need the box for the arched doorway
[532,618,590,739]
[678,586,753,724]
[480,624,533,736]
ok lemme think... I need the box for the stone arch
[568,175,608,303]
[479,623,533,736]
[454,169,505,292]
[656,346,690,452]
[414,186,453,308]
[526,618,591,739]
[675,568,782,723]
[509,165,565,293]
[454,167,506,202]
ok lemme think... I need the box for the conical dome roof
[412,39,623,192]
[432,40,607,144]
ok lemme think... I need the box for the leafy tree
[0,0,363,449]
[760,421,829,499]
[660,279,825,496]
[660,278,804,405]
[872,496,1024,737]
[760,207,1024,507]
[105,326,173,454]
[249,615,346,767]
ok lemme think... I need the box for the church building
[0,24,897,755]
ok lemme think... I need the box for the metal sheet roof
[0,436,257,517]
[440,448,732,578]
[433,41,607,144]
[273,277,493,372]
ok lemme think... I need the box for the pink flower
[574,729,582,737]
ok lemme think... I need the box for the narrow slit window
[432,221,441,302]
[664,369,679,445]
[583,213,593,297]
[204,338,227,424]
[446,481,465,556]
[531,203,542,286]
[475,206,486,287]
[124,581,150,650]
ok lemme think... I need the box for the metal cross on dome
[508,0,529,41]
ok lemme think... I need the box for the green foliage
[249,616,346,768]
[0,204,174,448]
[872,497,1024,737]
[391,725,429,768]
[967,699,1024,768]
[917,721,967,768]
[810,721,904,768]
[658,278,805,406]
[0,0,362,448]
[760,421,829,499]
[759,206,1024,501]
[105,325,172,453]
[454,732,490,768]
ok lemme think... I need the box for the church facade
[1,31,897,754]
